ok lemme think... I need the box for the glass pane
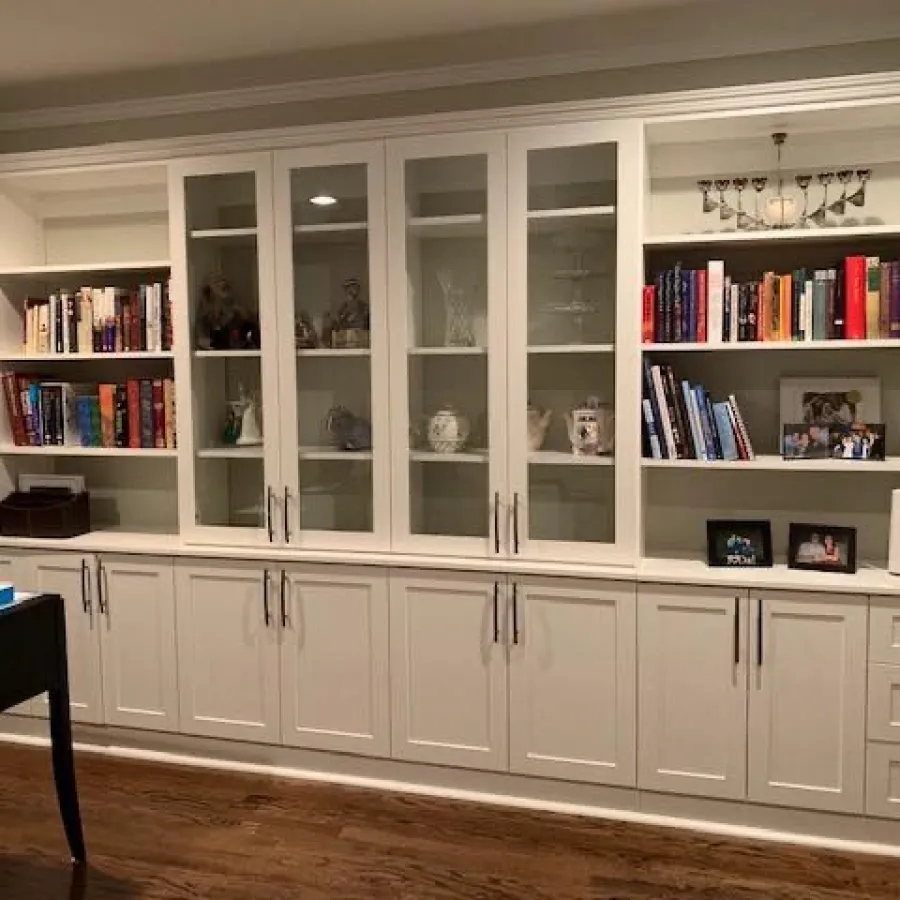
[185,172,268,531]
[525,143,617,548]
[290,162,374,535]
[404,153,490,541]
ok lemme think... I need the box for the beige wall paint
[3,37,900,155]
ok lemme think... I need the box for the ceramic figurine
[326,406,372,451]
[195,273,261,351]
[235,384,263,446]
[526,404,552,452]
[333,278,370,348]
[565,397,614,456]
[295,312,318,349]
[221,401,242,445]
[427,405,470,453]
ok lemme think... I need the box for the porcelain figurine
[326,406,372,451]
[332,277,370,348]
[426,405,470,453]
[235,384,263,446]
[565,396,614,456]
[527,404,552,452]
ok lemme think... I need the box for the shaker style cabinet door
[26,551,103,725]
[98,555,178,732]
[747,590,867,814]
[279,564,390,756]
[508,577,636,785]
[637,584,749,800]
[273,143,391,551]
[389,570,508,771]
[869,598,900,665]
[175,561,280,744]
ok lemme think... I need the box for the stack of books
[1,374,176,450]
[23,281,172,355]
[642,257,900,344]
[642,358,754,461]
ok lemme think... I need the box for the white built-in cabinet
[175,559,391,754]
[389,569,636,784]
[638,584,867,814]
[6,550,178,730]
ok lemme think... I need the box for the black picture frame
[788,523,857,574]
[706,520,773,568]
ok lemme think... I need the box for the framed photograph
[782,423,832,459]
[788,523,857,574]
[779,377,881,433]
[707,520,773,568]
[830,423,886,460]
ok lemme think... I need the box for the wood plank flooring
[0,743,897,899]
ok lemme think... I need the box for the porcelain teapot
[526,404,552,452]
[427,405,470,453]
[565,396,614,456]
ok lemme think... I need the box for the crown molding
[1,70,900,174]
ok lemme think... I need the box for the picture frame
[707,519,773,568]
[788,523,857,574]
[779,377,881,433]
[782,422,887,461]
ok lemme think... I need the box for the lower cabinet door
[866,742,900,820]
[98,555,178,732]
[637,584,749,800]
[508,577,636,786]
[390,570,508,772]
[28,551,103,725]
[175,561,281,744]
[280,564,390,756]
[747,590,867,814]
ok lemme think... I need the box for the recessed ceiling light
[309,195,338,206]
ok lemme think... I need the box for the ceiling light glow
[309,194,338,206]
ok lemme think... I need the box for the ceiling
[0,0,699,86]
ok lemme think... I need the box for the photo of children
[788,523,857,574]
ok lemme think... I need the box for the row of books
[642,359,755,461]
[642,257,900,344]
[1,374,176,450]
[23,282,172,355]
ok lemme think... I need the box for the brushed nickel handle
[513,492,520,554]
[280,570,288,627]
[511,581,519,645]
[493,491,500,554]
[492,581,500,643]
[266,486,275,543]
[263,569,271,626]
[80,560,90,614]
[733,597,740,666]
[283,486,291,542]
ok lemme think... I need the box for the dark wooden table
[0,592,86,864]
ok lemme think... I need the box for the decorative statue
[295,311,318,349]
[195,273,261,351]
[235,383,263,447]
[332,278,370,348]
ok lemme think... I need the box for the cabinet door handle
[756,597,764,667]
[512,492,520,554]
[95,560,107,615]
[80,559,90,614]
[492,581,500,643]
[262,569,271,626]
[283,486,291,543]
[511,581,520,645]
[493,491,500,554]
[733,597,740,666]
[280,570,288,627]
[266,486,275,543]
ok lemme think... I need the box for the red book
[126,379,141,448]
[152,378,165,449]
[1,372,25,446]
[641,285,655,343]
[844,255,867,340]
[98,384,116,449]
[696,269,707,343]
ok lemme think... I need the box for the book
[644,359,670,459]
[127,379,141,449]
[728,395,755,461]
[140,380,154,449]
[779,272,792,341]
[844,255,867,340]
[681,380,705,459]
[152,379,165,449]
[725,400,746,460]
[728,282,739,343]
[98,383,116,448]
[892,262,900,339]
[114,384,129,448]
[651,364,677,458]
[866,256,881,340]
[163,378,176,449]
[663,365,690,458]
[697,268,707,343]
[707,261,724,345]
[695,386,718,460]
[712,401,739,461]
[641,398,662,460]
[701,390,722,460]
[641,285,655,343]
[880,261,892,339]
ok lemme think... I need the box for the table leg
[48,686,86,865]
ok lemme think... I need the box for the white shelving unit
[643,339,900,352]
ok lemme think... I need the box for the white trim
[2,729,899,858]
[4,72,900,174]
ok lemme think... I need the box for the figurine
[565,397,614,456]
[195,273,261,351]
[235,384,263,446]
[295,312,318,349]
[527,404,552,452]
[221,401,242,445]
[326,406,372,451]
[332,278,370,348]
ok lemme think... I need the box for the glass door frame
[273,141,391,550]
[169,152,283,546]
[506,120,642,565]
[387,131,509,558]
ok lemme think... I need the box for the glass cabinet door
[274,143,389,549]
[388,134,507,556]
[507,123,640,563]
[171,154,282,545]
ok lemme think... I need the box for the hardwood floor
[0,744,897,899]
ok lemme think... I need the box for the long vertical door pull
[492,582,500,643]
[280,570,288,627]
[733,597,740,665]
[262,570,271,626]
[756,597,764,667]
[511,582,519,645]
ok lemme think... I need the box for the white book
[38,303,49,354]
[729,283,739,343]
[91,288,103,351]
[49,294,58,355]
[707,261,724,344]
[651,364,676,459]
[61,293,71,354]
[804,279,814,342]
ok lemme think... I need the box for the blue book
[681,380,704,459]
[712,401,739,461]
[76,396,92,447]
[642,398,662,460]
[695,387,718,460]
[29,383,42,446]
[702,390,723,459]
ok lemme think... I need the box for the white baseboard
[2,722,898,859]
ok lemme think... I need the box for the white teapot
[527,404,552,452]
[427,405,470,453]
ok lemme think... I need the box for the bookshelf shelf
[0,446,177,458]
[193,349,262,359]
[196,446,263,459]
[407,214,485,238]
[642,339,900,353]
[297,446,373,461]
[644,224,900,248]
[0,260,171,278]
[0,351,175,362]
[189,227,258,241]
[527,206,616,233]
[528,343,615,354]
[529,451,614,467]
[409,450,488,464]
[407,346,487,356]
[642,455,900,472]
[295,348,370,358]
[293,222,368,241]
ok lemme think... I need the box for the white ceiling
[0,0,696,85]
